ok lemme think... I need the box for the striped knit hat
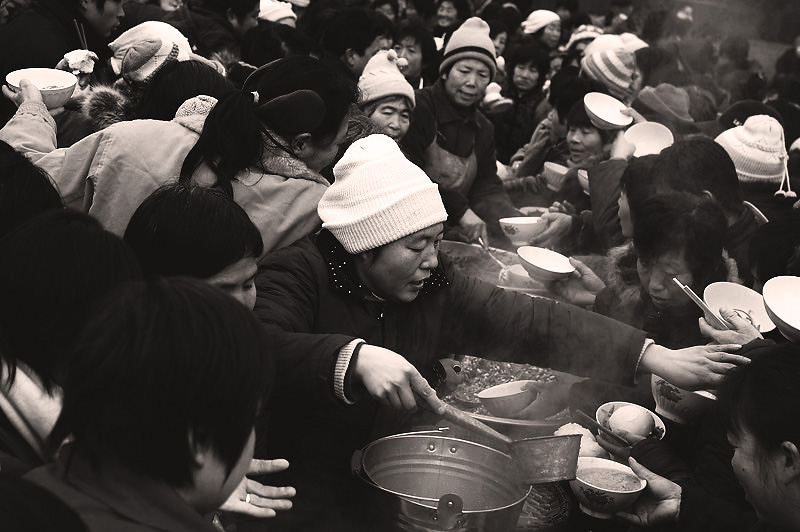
[581,49,638,102]
[439,17,497,79]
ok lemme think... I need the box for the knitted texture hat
[321,134,447,253]
[358,49,415,108]
[109,22,192,75]
[715,115,787,184]
[581,49,637,102]
[117,38,180,84]
[258,0,296,22]
[636,83,694,124]
[439,17,497,79]
[562,24,603,52]
[521,9,559,35]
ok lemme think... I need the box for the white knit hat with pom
[358,49,415,108]
[715,115,796,197]
[521,9,560,35]
[320,134,447,253]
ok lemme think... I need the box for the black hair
[556,0,578,13]
[134,60,236,121]
[633,192,728,288]
[0,211,141,391]
[548,68,607,123]
[200,0,259,21]
[719,344,800,462]
[0,140,63,239]
[180,56,357,198]
[320,8,393,57]
[54,277,273,487]
[395,23,437,67]
[650,136,743,214]
[619,154,658,225]
[566,100,615,145]
[124,183,263,279]
[748,211,800,285]
[241,20,324,68]
[488,19,508,40]
[506,44,550,97]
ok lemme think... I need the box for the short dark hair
[0,140,63,239]
[488,19,508,40]
[548,68,607,122]
[56,278,273,487]
[124,183,263,278]
[633,192,728,288]
[619,154,658,224]
[0,211,141,391]
[506,44,550,96]
[719,343,800,462]
[395,23,437,67]
[321,8,393,57]
[135,60,236,121]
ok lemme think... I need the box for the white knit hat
[258,0,296,23]
[715,115,788,185]
[439,17,497,79]
[581,49,638,102]
[115,38,180,84]
[358,49,415,108]
[521,9,560,35]
[109,22,192,73]
[320,134,447,254]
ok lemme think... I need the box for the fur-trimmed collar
[80,83,136,132]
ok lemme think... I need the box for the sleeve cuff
[334,339,365,404]
[634,338,655,384]
[17,101,56,129]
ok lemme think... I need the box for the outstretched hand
[640,343,748,391]
[219,459,296,518]
[551,258,605,307]
[617,458,681,526]
[529,212,572,249]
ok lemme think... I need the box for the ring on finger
[245,493,251,504]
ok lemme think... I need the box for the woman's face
[492,31,507,57]
[728,428,787,526]
[443,59,492,108]
[436,1,458,28]
[368,98,411,141]
[637,250,694,311]
[394,37,424,80]
[206,256,258,310]
[541,21,561,49]
[512,61,540,94]
[299,115,349,172]
[566,124,605,166]
[356,223,443,303]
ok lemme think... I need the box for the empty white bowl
[651,375,717,425]
[542,162,569,192]
[517,246,575,282]
[763,276,800,341]
[6,68,77,109]
[570,457,646,519]
[584,92,633,130]
[623,122,674,156]
[703,282,775,333]
[499,217,545,246]
[476,380,538,418]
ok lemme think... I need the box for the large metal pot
[352,431,531,531]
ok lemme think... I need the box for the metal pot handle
[430,493,467,530]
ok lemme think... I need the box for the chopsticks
[671,277,731,330]
[73,20,88,50]
[575,409,631,447]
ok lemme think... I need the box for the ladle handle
[422,392,513,448]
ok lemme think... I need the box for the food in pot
[607,404,654,440]
[578,467,642,492]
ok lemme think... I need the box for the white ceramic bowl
[542,162,569,192]
[596,401,665,442]
[476,380,538,418]
[703,282,775,333]
[651,375,717,425]
[584,92,633,130]
[763,276,800,341]
[6,68,77,109]
[623,122,674,157]
[570,456,646,519]
[577,169,589,195]
[499,217,545,246]
[517,246,575,282]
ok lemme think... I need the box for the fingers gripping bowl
[517,246,575,282]
[6,68,77,109]
[570,456,646,518]
[595,402,665,448]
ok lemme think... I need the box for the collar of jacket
[724,205,758,251]
[432,81,479,126]
[316,229,449,301]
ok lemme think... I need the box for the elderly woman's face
[443,59,492,108]
[368,97,411,141]
[356,223,444,302]
[637,250,694,311]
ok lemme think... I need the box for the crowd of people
[1,0,800,531]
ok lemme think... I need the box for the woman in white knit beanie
[357,49,415,141]
[253,133,751,531]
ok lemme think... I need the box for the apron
[424,139,478,196]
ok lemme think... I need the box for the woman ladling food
[250,134,746,532]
